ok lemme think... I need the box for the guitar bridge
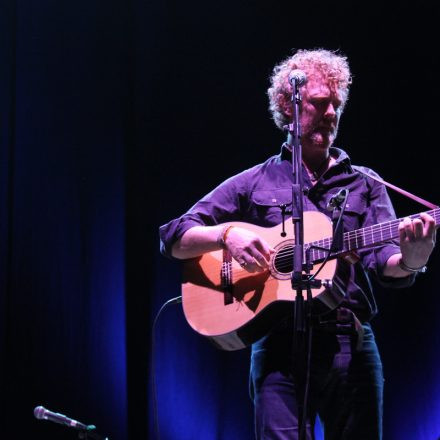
[221,250,234,305]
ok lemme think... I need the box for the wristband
[398,257,427,274]
[217,225,234,249]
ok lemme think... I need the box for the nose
[324,103,336,118]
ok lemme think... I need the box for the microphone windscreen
[34,406,46,419]
[288,70,307,86]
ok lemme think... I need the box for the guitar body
[182,211,342,350]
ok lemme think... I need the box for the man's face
[299,75,345,153]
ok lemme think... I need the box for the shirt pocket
[339,193,367,232]
[249,188,292,225]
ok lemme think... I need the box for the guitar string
[345,210,439,242]
[240,214,439,272]
[226,220,438,281]
[285,210,439,257]
[271,210,439,252]
[347,209,439,238]
[223,209,440,279]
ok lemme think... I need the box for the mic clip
[327,188,349,211]
[327,188,349,253]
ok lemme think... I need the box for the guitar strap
[354,166,439,209]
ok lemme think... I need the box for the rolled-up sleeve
[159,175,246,258]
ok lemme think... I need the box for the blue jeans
[250,323,384,440]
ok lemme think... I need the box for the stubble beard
[306,130,335,154]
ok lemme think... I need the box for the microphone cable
[150,295,182,440]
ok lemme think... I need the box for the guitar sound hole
[273,244,294,274]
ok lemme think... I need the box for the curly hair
[267,49,352,130]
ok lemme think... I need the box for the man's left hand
[399,212,437,269]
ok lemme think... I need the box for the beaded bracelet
[217,225,234,249]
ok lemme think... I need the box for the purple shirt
[160,145,414,321]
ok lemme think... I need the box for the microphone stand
[285,75,314,341]
[286,77,307,335]
[285,75,349,438]
[77,427,109,440]
[285,74,318,440]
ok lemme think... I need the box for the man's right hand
[224,227,274,273]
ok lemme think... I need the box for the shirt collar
[280,143,353,170]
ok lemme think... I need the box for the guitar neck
[308,207,440,262]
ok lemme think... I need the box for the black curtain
[1,0,131,438]
[1,1,440,439]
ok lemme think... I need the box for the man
[159,49,436,439]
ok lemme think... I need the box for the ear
[278,93,292,117]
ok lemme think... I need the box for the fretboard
[307,208,440,262]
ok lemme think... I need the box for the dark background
[1,1,439,439]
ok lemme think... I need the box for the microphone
[288,69,307,86]
[34,406,92,431]
[326,188,349,211]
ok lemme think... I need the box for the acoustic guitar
[182,209,439,350]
